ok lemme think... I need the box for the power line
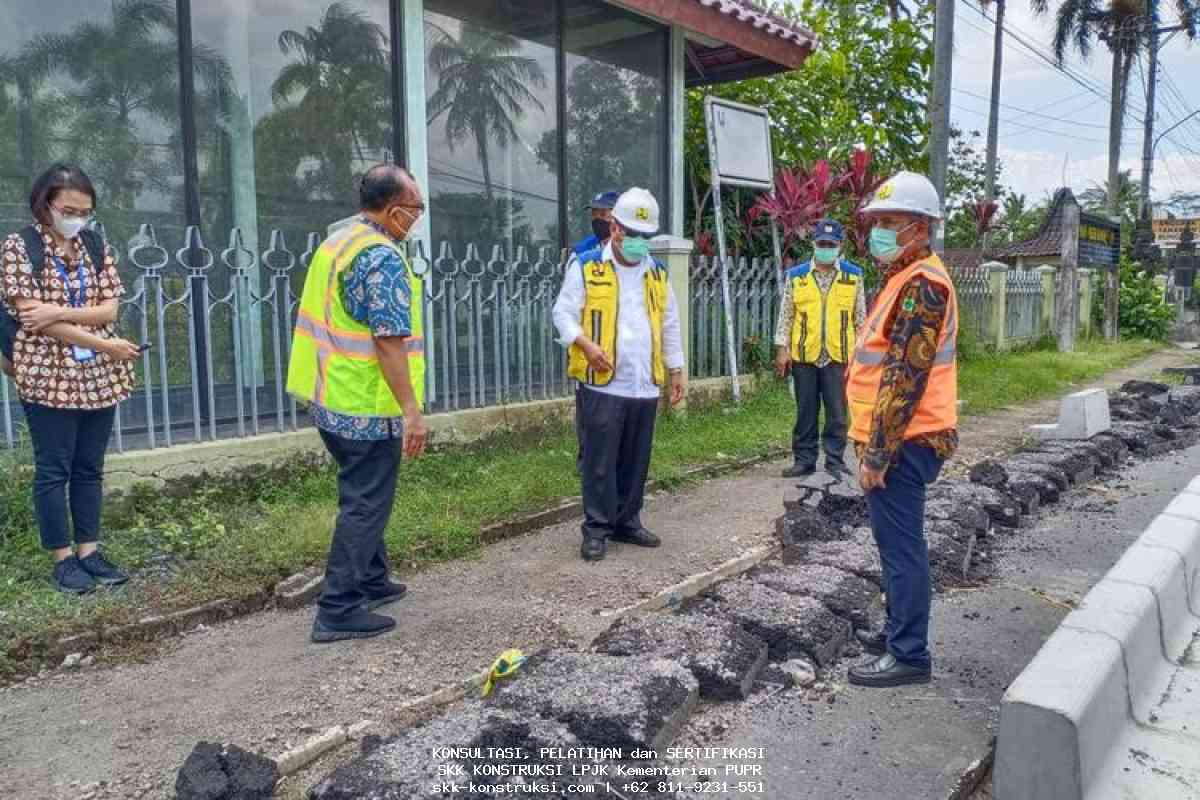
[957,0,1147,121]
[952,87,1111,128]
[951,102,1113,144]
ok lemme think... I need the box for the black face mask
[591,218,611,241]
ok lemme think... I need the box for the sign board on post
[704,97,777,402]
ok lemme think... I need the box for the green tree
[683,0,932,241]
[271,2,392,203]
[426,22,547,207]
[943,128,996,248]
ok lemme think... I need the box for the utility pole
[982,0,1006,254]
[1138,20,1159,223]
[930,0,956,254]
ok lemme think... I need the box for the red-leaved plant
[842,149,887,257]
[748,160,846,259]
[966,197,1000,246]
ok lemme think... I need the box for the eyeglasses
[52,203,95,220]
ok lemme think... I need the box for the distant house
[991,188,1121,272]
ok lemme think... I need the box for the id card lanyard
[54,255,95,363]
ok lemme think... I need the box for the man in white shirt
[552,188,686,561]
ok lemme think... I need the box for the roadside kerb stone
[487,650,699,752]
[1029,388,1111,441]
[273,569,324,610]
[996,483,1200,800]
[695,578,851,667]
[591,612,768,700]
[751,563,880,629]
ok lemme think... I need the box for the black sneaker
[363,581,408,611]
[581,536,607,562]
[782,462,816,478]
[610,527,661,548]
[78,550,129,587]
[53,556,97,595]
[311,611,396,643]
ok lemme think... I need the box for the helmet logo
[876,183,895,200]
[635,206,650,221]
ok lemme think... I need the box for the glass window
[191,0,394,254]
[0,0,186,253]
[562,0,667,244]
[424,0,559,255]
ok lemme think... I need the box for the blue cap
[812,218,844,243]
[591,190,620,210]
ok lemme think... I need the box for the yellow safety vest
[287,221,425,415]
[788,260,862,364]
[566,251,669,387]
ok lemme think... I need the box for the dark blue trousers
[865,442,944,670]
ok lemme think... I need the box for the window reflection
[0,0,186,253]
[424,0,558,255]
[562,0,667,244]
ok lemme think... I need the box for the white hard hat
[612,187,661,235]
[862,171,943,220]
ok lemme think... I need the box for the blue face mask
[869,222,917,263]
[620,236,651,262]
[813,246,840,264]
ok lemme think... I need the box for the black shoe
[854,628,887,656]
[610,527,661,548]
[848,653,931,688]
[782,462,817,478]
[78,550,129,587]
[53,556,97,595]
[311,611,396,643]
[581,536,607,561]
[363,581,407,611]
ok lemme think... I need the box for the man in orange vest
[844,171,959,688]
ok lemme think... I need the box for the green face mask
[620,236,651,262]
[813,246,840,264]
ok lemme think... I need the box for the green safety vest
[287,220,425,415]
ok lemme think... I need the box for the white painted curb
[995,491,1200,800]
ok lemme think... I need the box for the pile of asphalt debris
[179,381,1200,800]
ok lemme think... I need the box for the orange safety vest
[846,254,958,444]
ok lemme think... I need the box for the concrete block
[489,651,699,752]
[752,563,880,628]
[799,538,883,584]
[996,627,1128,800]
[1106,542,1199,658]
[591,612,768,700]
[274,569,324,609]
[697,579,851,667]
[1030,388,1111,440]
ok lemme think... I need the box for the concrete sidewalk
[686,435,1200,799]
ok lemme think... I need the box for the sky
[949,0,1200,209]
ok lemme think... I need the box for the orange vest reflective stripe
[846,255,958,443]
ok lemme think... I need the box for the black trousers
[22,402,116,551]
[317,430,401,622]
[577,387,658,540]
[791,361,849,470]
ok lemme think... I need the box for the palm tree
[1079,169,1140,225]
[23,0,183,210]
[425,22,547,206]
[272,2,392,201]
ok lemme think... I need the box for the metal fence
[1,224,584,452]
[688,256,781,378]
[1005,268,1044,343]
[950,264,993,345]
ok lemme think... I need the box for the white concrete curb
[995,490,1200,800]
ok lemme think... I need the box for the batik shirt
[310,217,413,441]
[856,250,959,471]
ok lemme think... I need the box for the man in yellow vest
[552,187,686,562]
[773,218,865,480]
[845,171,959,688]
[287,164,428,644]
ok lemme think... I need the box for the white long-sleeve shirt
[552,242,685,400]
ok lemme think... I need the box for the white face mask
[50,208,89,239]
